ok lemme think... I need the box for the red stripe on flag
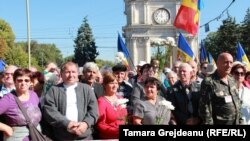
[174,5,199,35]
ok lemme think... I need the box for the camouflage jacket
[199,71,243,125]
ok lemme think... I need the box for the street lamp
[26,0,31,69]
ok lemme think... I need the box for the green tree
[0,19,15,58]
[151,45,166,70]
[0,38,8,59]
[73,17,99,66]
[35,43,64,67]
[151,40,172,70]
[4,45,38,68]
[64,55,74,62]
[16,41,64,68]
[203,32,219,59]
[96,59,114,69]
[204,16,240,60]
[240,8,250,58]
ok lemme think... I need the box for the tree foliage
[204,16,241,60]
[0,38,8,59]
[151,46,169,70]
[64,55,74,62]
[240,8,250,58]
[16,41,64,68]
[96,59,114,69]
[4,45,38,68]
[73,17,99,67]
[0,19,15,58]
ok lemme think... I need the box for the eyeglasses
[16,79,30,83]
[4,73,14,76]
[234,71,245,76]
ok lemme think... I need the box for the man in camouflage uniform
[199,53,243,125]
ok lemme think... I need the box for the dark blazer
[167,80,201,124]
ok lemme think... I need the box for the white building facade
[123,0,198,69]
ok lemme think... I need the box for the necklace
[104,95,118,105]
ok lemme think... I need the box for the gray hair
[173,60,182,66]
[82,62,99,72]
[179,63,192,72]
[167,71,177,78]
[4,65,18,73]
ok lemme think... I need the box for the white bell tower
[123,0,198,69]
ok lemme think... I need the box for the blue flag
[200,41,207,62]
[198,0,204,11]
[236,42,250,67]
[207,52,215,64]
[0,59,6,72]
[117,33,130,58]
[177,32,194,62]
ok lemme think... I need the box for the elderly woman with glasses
[0,68,42,140]
[231,62,250,124]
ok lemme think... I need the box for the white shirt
[239,86,250,125]
[64,83,78,122]
[0,85,15,98]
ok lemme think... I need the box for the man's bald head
[216,52,233,76]
[217,53,233,63]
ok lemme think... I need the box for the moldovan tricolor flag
[174,0,203,35]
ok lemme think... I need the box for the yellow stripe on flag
[182,0,198,10]
[177,48,194,62]
[182,0,199,25]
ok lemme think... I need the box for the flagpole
[197,18,200,64]
[196,3,201,64]
[26,0,31,69]
[125,46,136,70]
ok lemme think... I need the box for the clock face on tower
[153,8,170,24]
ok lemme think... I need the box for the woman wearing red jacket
[96,72,128,139]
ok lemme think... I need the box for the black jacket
[167,80,201,124]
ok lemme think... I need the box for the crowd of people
[0,51,250,140]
